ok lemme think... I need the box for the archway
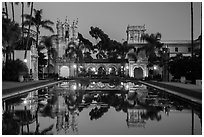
[98,66,106,76]
[134,67,143,79]
[87,66,96,76]
[60,66,69,78]
[109,66,117,76]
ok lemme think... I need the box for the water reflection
[2,80,202,135]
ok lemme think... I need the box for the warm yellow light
[92,67,96,72]
[125,84,129,90]
[153,65,158,70]
[23,100,27,104]
[72,85,77,90]
[24,59,27,63]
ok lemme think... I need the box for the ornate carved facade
[54,21,148,79]
[127,25,146,44]
[126,25,149,78]
[56,18,79,58]
[54,18,80,76]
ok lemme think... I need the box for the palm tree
[21,2,25,50]
[2,18,21,63]
[10,2,14,22]
[65,41,85,77]
[24,2,34,61]
[139,32,164,80]
[23,9,54,52]
[139,32,163,66]
[4,2,8,19]
[13,2,31,56]
[40,35,57,76]
[66,41,84,62]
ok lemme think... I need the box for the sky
[2,2,202,42]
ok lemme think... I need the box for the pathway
[2,80,63,100]
[139,81,202,105]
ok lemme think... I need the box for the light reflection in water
[2,80,202,135]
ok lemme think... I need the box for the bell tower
[126,25,146,44]
[56,18,79,58]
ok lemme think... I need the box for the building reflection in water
[55,81,80,134]
[3,90,38,134]
[2,80,202,135]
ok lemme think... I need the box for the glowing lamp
[72,85,77,90]
[153,65,158,70]
[73,64,77,68]
[24,59,27,63]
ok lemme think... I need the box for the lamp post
[162,45,170,81]
[125,65,129,77]
[73,64,77,77]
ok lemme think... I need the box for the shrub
[3,59,29,81]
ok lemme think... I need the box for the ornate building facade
[53,20,149,79]
[126,25,149,79]
[126,25,146,44]
[14,44,38,80]
[54,18,80,77]
[56,18,79,58]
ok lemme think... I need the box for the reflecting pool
[2,80,202,135]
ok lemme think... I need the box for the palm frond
[41,20,54,26]
[41,25,54,33]
[23,20,34,26]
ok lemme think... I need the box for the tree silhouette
[2,18,21,62]
[139,32,163,66]
[23,9,54,52]
[40,35,57,76]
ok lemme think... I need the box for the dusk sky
[3,2,202,42]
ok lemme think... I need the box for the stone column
[31,45,38,80]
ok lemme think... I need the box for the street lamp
[73,64,77,77]
[24,59,27,63]
[125,65,129,77]
[162,45,170,81]
[153,65,158,70]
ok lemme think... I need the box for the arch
[133,67,143,79]
[109,66,117,75]
[60,66,69,78]
[107,65,118,75]
[98,65,106,76]
[86,65,96,72]
[87,66,96,75]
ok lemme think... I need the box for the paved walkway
[2,80,49,90]
[139,81,202,105]
[160,82,202,93]
[2,80,62,100]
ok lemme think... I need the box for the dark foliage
[169,54,202,83]
[3,59,29,81]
